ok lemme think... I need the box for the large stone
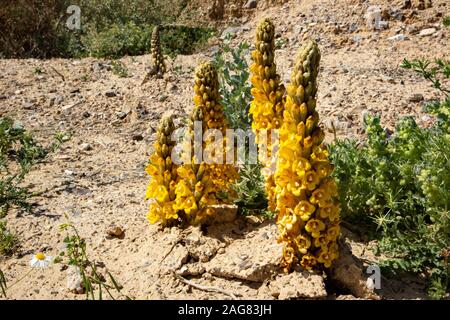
[183,226,222,262]
[269,271,327,299]
[419,28,436,37]
[203,205,238,225]
[66,265,84,294]
[160,245,189,273]
[329,239,379,299]
[204,223,282,282]
[243,0,258,9]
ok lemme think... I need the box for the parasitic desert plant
[151,25,166,75]
[174,61,239,225]
[249,18,286,212]
[145,114,179,227]
[145,62,239,226]
[273,40,340,272]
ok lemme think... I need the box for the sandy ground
[0,0,448,299]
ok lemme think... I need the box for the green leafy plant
[0,221,19,256]
[110,60,129,78]
[330,113,449,298]
[0,117,51,217]
[213,35,252,130]
[58,217,131,300]
[213,38,270,217]
[401,58,449,96]
[329,51,449,297]
[443,16,450,27]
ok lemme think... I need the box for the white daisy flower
[30,252,52,268]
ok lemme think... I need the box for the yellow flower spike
[151,25,166,75]
[145,115,179,226]
[274,39,341,272]
[249,18,286,211]
[172,61,239,226]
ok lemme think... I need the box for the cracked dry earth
[0,0,448,299]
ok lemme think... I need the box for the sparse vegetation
[0,117,59,216]
[110,60,129,78]
[329,57,449,298]
[0,1,215,59]
[58,217,131,300]
[0,221,19,256]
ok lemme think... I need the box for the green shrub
[213,38,270,217]
[0,0,214,59]
[329,58,449,298]
[214,35,252,130]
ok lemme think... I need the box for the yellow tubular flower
[151,25,166,75]
[174,61,239,225]
[145,114,179,226]
[249,18,286,211]
[274,40,341,272]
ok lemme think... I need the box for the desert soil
[0,0,448,300]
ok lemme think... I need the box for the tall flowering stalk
[249,18,285,211]
[145,115,179,226]
[175,61,239,225]
[274,40,340,272]
[151,25,166,75]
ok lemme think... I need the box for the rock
[62,101,82,113]
[176,263,206,276]
[116,111,128,119]
[54,95,64,105]
[106,226,125,238]
[159,95,168,102]
[208,0,225,20]
[408,93,424,102]
[23,102,34,110]
[131,133,144,141]
[402,0,412,9]
[204,223,282,282]
[381,76,395,84]
[329,238,379,299]
[160,245,189,273]
[82,111,91,118]
[183,226,221,263]
[66,265,84,294]
[221,27,246,40]
[419,28,436,37]
[269,271,327,300]
[80,143,92,151]
[387,34,408,41]
[64,170,74,176]
[105,90,117,97]
[243,0,257,9]
[203,205,238,225]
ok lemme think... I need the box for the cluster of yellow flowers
[145,62,238,226]
[145,115,179,226]
[274,40,340,272]
[249,18,285,211]
[151,25,166,75]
